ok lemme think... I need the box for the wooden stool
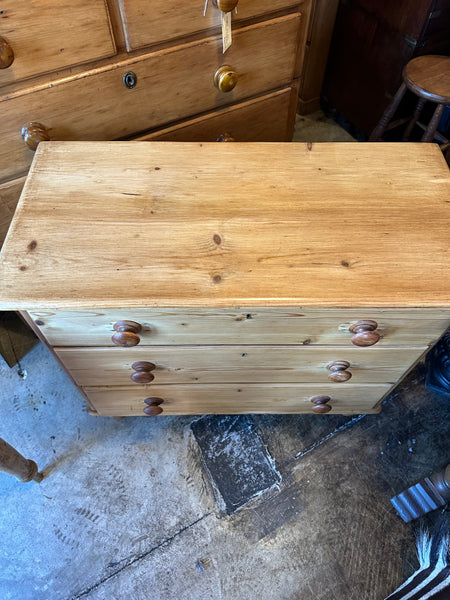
[370,55,450,151]
[0,437,43,482]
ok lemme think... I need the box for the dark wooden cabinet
[322,0,450,136]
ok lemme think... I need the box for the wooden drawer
[84,383,389,416]
[0,0,115,85]
[56,345,425,386]
[118,0,301,50]
[137,87,297,142]
[0,14,300,183]
[0,176,25,248]
[29,308,450,348]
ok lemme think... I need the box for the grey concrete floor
[1,116,449,600]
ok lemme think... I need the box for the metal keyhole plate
[123,71,137,89]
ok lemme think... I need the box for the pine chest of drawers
[0,141,449,417]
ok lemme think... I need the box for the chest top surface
[0,141,448,309]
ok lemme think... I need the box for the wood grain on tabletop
[0,141,449,309]
[0,14,300,183]
[0,0,115,85]
[55,345,426,387]
[84,383,389,416]
[118,0,301,50]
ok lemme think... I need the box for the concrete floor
[1,115,449,600]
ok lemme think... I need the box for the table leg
[0,437,43,482]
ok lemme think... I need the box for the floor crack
[282,414,367,469]
[70,512,211,599]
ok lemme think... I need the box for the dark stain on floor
[191,415,281,514]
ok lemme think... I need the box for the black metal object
[426,331,450,397]
[391,462,450,522]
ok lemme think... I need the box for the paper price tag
[222,10,232,53]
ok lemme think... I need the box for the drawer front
[0,176,25,248]
[28,308,450,348]
[118,0,301,50]
[137,87,296,142]
[56,346,426,386]
[1,14,300,183]
[85,383,389,415]
[0,0,115,85]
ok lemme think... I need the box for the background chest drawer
[56,346,427,386]
[137,87,297,142]
[83,383,390,416]
[0,0,115,84]
[29,308,450,348]
[118,0,302,50]
[0,13,300,183]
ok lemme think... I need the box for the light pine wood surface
[1,141,448,309]
[84,383,388,416]
[56,345,426,386]
[27,308,450,347]
[3,141,448,416]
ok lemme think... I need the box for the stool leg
[402,98,426,141]
[369,82,407,141]
[0,437,44,482]
[421,103,445,143]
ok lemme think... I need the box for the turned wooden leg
[421,103,445,143]
[0,437,43,482]
[402,98,425,141]
[369,82,407,141]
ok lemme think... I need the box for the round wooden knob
[131,361,155,383]
[217,0,239,12]
[216,133,235,142]
[143,397,164,416]
[214,66,238,93]
[21,122,50,151]
[311,395,332,413]
[131,372,154,383]
[349,320,380,347]
[111,320,142,347]
[0,37,14,69]
[327,360,352,382]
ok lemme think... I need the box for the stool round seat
[404,55,450,104]
[370,54,450,149]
